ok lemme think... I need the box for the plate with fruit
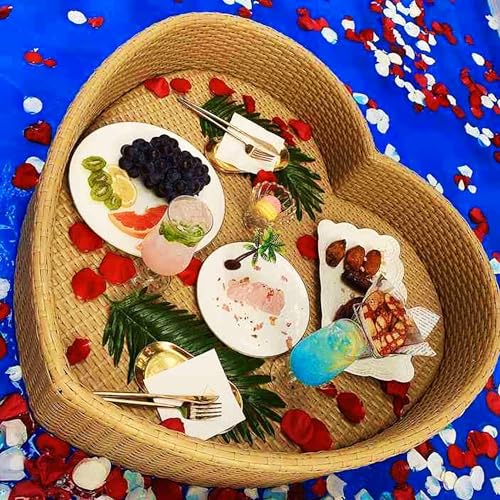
[69,122,225,256]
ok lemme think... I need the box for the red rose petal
[170,78,192,94]
[317,382,337,398]
[24,120,52,145]
[451,105,465,119]
[296,235,318,260]
[469,207,486,224]
[466,430,498,458]
[492,134,500,148]
[381,381,410,398]
[281,130,296,146]
[209,488,247,500]
[68,221,103,252]
[66,450,89,472]
[209,77,234,96]
[486,391,500,416]
[242,95,256,113]
[272,116,288,130]
[252,169,277,186]
[0,336,6,360]
[259,0,273,6]
[280,409,314,446]
[177,257,202,286]
[43,58,57,68]
[288,483,306,500]
[464,450,477,468]
[87,16,104,28]
[152,478,183,500]
[390,460,410,484]
[238,6,252,18]
[37,455,68,487]
[447,444,466,468]
[464,34,474,45]
[46,486,72,500]
[0,5,12,19]
[35,433,71,458]
[144,77,170,98]
[300,418,333,452]
[66,338,91,365]
[415,440,433,458]
[393,395,410,418]
[160,418,185,433]
[337,392,365,423]
[0,302,9,321]
[24,49,43,65]
[0,393,28,420]
[296,8,329,31]
[24,457,40,481]
[99,251,137,284]
[289,119,312,141]
[12,162,39,190]
[311,477,327,497]
[393,483,414,500]
[9,480,45,499]
[105,468,128,500]
[71,268,106,300]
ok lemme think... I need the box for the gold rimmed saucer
[134,341,243,410]
[204,138,289,174]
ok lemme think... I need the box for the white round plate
[197,242,310,358]
[68,122,225,256]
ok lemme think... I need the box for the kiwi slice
[105,193,122,210]
[82,156,106,171]
[88,170,111,187]
[90,182,112,201]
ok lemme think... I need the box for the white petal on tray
[0,419,27,447]
[72,457,112,490]
[5,366,22,383]
[438,426,456,445]
[457,165,473,177]
[416,40,431,53]
[67,10,87,24]
[425,476,441,496]
[454,475,474,500]
[124,469,144,491]
[407,449,428,471]
[404,22,420,37]
[0,447,25,481]
[25,156,45,173]
[353,92,369,105]
[404,45,416,59]
[422,54,435,65]
[471,53,485,66]
[0,485,11,499]
[355,488,374,500]
[415,491,431,500]
[326,473,347,497]
[482,127,494,138]
[0,279,10,301]
[242,488,258,500]
[23,96,43,115]
[262,486,288,498]
[490,477,500,495]
[427,452,445,479]
[470,466,485,491]
[341,18,355,31]
[186,486,209,500]
[321,27,338,44]
[465,123,480,138]
[443,470,457,490]
[482,425,497,437]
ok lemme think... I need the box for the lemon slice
[107,165,128,178]
[111,174,137,208]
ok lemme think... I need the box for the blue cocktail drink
[290,319,367,386]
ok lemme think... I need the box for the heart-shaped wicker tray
[14,13,499,488]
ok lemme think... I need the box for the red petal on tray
[289,119,312,141]
[160,418,185,433]
[177,257,202,286]
[0,336,6,359]
[0,5,13,19]
[12,162,39,190]
[170,78,192,94]
[259,0,273,6]
[300,418,333,452]
[464,450,477,468]
[466,430,498,458]
[242,95,256,113]
[24,49,43,65]
[296,235,318,261]
[152,478,183,500]
[9,480,45,499]
[209,77,235,96]
[0,302,9,321]
[311,477,327,497]
[88,16,105,29]
[37,455,68,486]
[237,7,252,18]
[280,409,314,446]
[281,130,296,146]
[71,268,106,300]
[24,120,52,145]
[69,221,103,252]
[317,382,337,398]
[447,444,466,468]
[252,169,277,186]
[486,391,500,416]
[99,251,137,284]
[105,468,129,500]
[393,395,410,418]
[468,207,486,224]
[337,392,365,423]
[35,433,71,459]
[66,338,91,365]
[296,8,329,31]
[144,77,170,98]
[390,460,410,484]
[272,116,288,130]
[24,457,40,481]
[451,106,466,119]
[43,58,57,68]
[415,440,433,458]
[209,487,247,500]
[0,393,28,420]
[381,381,410,398]
[393,482,414,500]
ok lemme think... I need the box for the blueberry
[119,157,133,170]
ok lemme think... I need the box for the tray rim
[14,12,500,487]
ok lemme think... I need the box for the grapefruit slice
[109,205,167,238]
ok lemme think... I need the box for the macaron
[254,195,282,221]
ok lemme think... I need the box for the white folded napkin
[144,349,245,440]
[215,113,285,174]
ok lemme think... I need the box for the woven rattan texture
[14,14,499,487]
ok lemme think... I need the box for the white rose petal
[0,447,25,482]
[326,473,347,497]
[341,18,355,31]
[457,165,473,177]
[457,179,465,191]
[480,95,494,108]
[482,425,497,437]
[454,475,474,500]
[242,488,258,500]
[0,280,10,301]
[407,449,427,471]
[321,27,338,44]
[428,33,437,45]
[478,134,491,147]
[67,10,87,25]
[353,92,369,105]
[366,108,379,124]
[404,22,420,37]
[468,185,477,194]
[415,491,431,500]
[393,13,406,26]
[464,123,480,138]
[23,96,43,115]
[383,8,395,19]
[394,30,405,46]
[443,471,457,490]
[490,477,500,494]
[488,92,497,102]
[416,40,431,52]
[5,366,22,383]
[355,488,374,500]
[397,3,410,15]
[375,62,390,76]
[427,452,445,479]
[439,426,456,445]
[389,52,403,65]
[395,76,405,88]
[471,52,485,66]
[0,419,27,447]
[422,54,435,65]
[72,458,112,491]
[408,1,421,17]
[404,45,415,59]
[425,73,436,86]
[447,94,457,106]
[482,128,494,138]
[404,65,412,73]
[25,156,45,173]
[470,466,484,491]
[425,476,441,496]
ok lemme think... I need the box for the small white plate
[318,220,414,382]
[68,122,225,256]
[197,242,310,358]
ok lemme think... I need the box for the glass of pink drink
[141,196,213,277]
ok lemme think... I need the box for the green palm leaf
[103,289,284,444]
